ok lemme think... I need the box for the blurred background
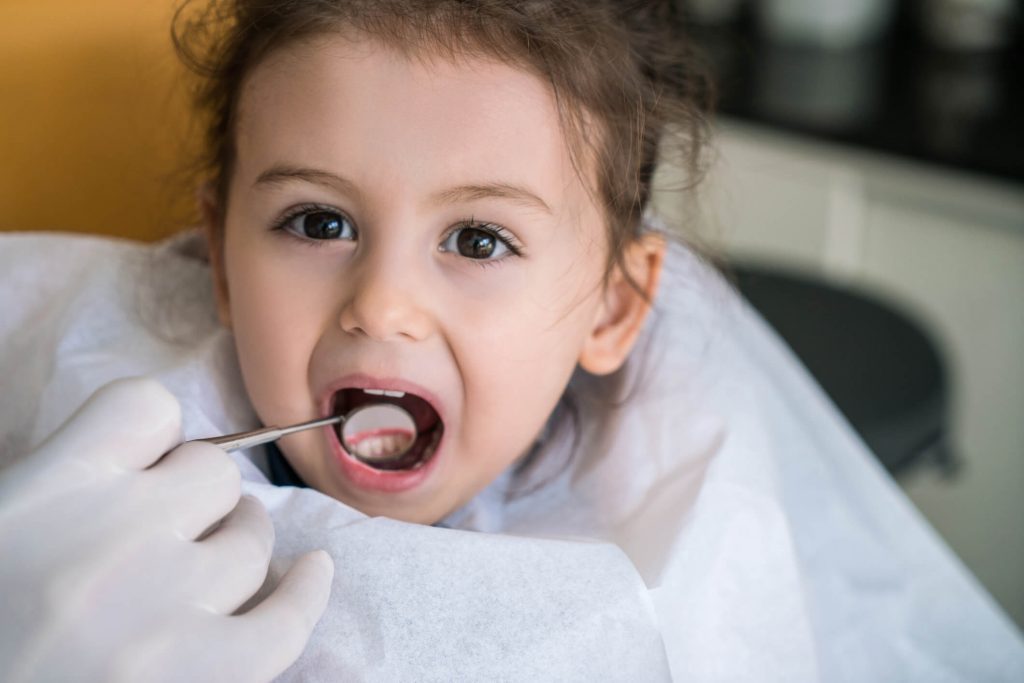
[659,0,1024,630]
[0,0,195,241]
[1,0,1022,627]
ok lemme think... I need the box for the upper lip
[318,373,447,425]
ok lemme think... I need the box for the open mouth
[331,388,444,471]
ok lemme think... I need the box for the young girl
[1,0,1021,680]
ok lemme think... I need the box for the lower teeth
[351,432,414,460]
[345,426,442,471]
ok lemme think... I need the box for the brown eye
[282,208,357,241]
[457,227,496,259]
[440,224,511,260]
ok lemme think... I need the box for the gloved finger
[223,550,335,681]
[139,440,241,540]
[190,495,275,615]
[34,377,182,472]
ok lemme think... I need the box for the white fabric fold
[1,230,1021,681]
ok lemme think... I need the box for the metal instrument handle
[196,416,344,453]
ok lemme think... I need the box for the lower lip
[324,424,442,494]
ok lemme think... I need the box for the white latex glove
[0,378,334,682]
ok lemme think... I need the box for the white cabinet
[652,119,1024,626]
[688,134,835,270]
[862,197,1024,627]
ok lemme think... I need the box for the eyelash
[270,203,348,250]
[441,217,524,266]
[270,205,526,263]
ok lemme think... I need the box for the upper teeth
[362,389,406,398]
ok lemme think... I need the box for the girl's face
[208,36,661,524]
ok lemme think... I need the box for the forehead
[232,35,593,210]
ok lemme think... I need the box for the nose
[338,254,434,342]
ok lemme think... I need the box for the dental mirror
[339,403,417,461]
[197,403,417,460]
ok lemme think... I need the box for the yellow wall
[0,0,197,241]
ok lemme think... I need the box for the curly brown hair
[172,0,713,281]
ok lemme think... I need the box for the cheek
[224,241,326,418]
[452,278,601,448]
[448,224,605,394]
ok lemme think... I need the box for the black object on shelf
[688,10,1024,184]
[733,263,958,478]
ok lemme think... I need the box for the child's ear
[578,233,665,375]
[197,182,232,329]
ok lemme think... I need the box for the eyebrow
[254,164,552,214]
[255,165,363,200]
[433,183,552,214]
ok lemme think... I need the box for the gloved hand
[0,378,334,682]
